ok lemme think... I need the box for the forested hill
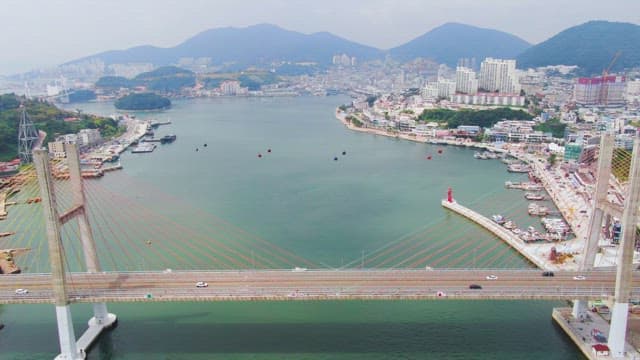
[517,21,640,74]
[0,94,122,161]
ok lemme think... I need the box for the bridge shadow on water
[86,316,579,359]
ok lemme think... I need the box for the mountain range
[517,21,640,74]
[69,21,640,74]
[389,23,530,66]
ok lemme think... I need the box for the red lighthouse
[447,187,453,203]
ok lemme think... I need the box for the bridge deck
[0,269,636,304]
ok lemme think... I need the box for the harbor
[441,197,564,270]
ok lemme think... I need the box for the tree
[548,153,558,167]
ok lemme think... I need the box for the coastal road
[0,269,636,304]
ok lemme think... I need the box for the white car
[15,288,28,295]
[573,275,586,280]
[195,281,208,288]
[486,275,498,280]
[292,267,307,272]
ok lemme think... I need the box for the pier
[441,198,556,270]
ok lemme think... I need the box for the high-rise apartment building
[455,67,478,95]
[574,76,626,107]
[479,58,520,94]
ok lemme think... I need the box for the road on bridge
[0,269,635,304]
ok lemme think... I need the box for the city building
[78,129,102,146]
[449,93,525,106]
[332,54,356,67]
[437,80,456,98]
[574,76,626,107]
[455,67,478,95]
[220,80,245,96]
[479,58,520,94]
[47,141,66,158]
[57,134,78,144]
[484,120,551,143]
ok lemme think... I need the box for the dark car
[469,284,482,289]
[542,271,555,277]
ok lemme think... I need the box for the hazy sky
[1,0,639,75]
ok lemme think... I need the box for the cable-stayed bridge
[1,135,639,359]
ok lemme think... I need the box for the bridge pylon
[572,134,614,319]
[608,138,640,358]
[33,146,116,360]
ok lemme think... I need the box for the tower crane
[599,51,621,106]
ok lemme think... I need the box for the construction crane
[599,51,622,106]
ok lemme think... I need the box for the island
[114,93,171,111]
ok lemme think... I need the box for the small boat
[160,134,177,144]
[474,152,488,160]
[503,221,516,230]
[525,192,545,200]
[492,214,506,225]
[528,203,549,216]
[507,164,531,173]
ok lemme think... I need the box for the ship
[160,134,177,144]
[525,192,545,200]
[503,220,517,230]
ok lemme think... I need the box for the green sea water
[0,97,583,359]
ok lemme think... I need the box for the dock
[441,199,555,270]
[0,192,5,220]
[0,248,29,274]
[552,308,640,359]
[131,143,156,153]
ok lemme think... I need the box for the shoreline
[334,108,618,268]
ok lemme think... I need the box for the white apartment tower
[455,67,478,95]
[479,58,521,94]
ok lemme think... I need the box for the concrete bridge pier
[54,306,82,360]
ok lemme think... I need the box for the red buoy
[427,156,432,160]
[258,154,262,158]
[437,149,443,154]
[267,149,272,153]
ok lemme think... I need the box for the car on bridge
[469,284,482,289]
[15,288,28,295]
[486,275,498,280]
[542,271,554,277]
[573,275,586,280]
[195,281,208,288]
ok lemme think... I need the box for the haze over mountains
[69,21,640,74]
